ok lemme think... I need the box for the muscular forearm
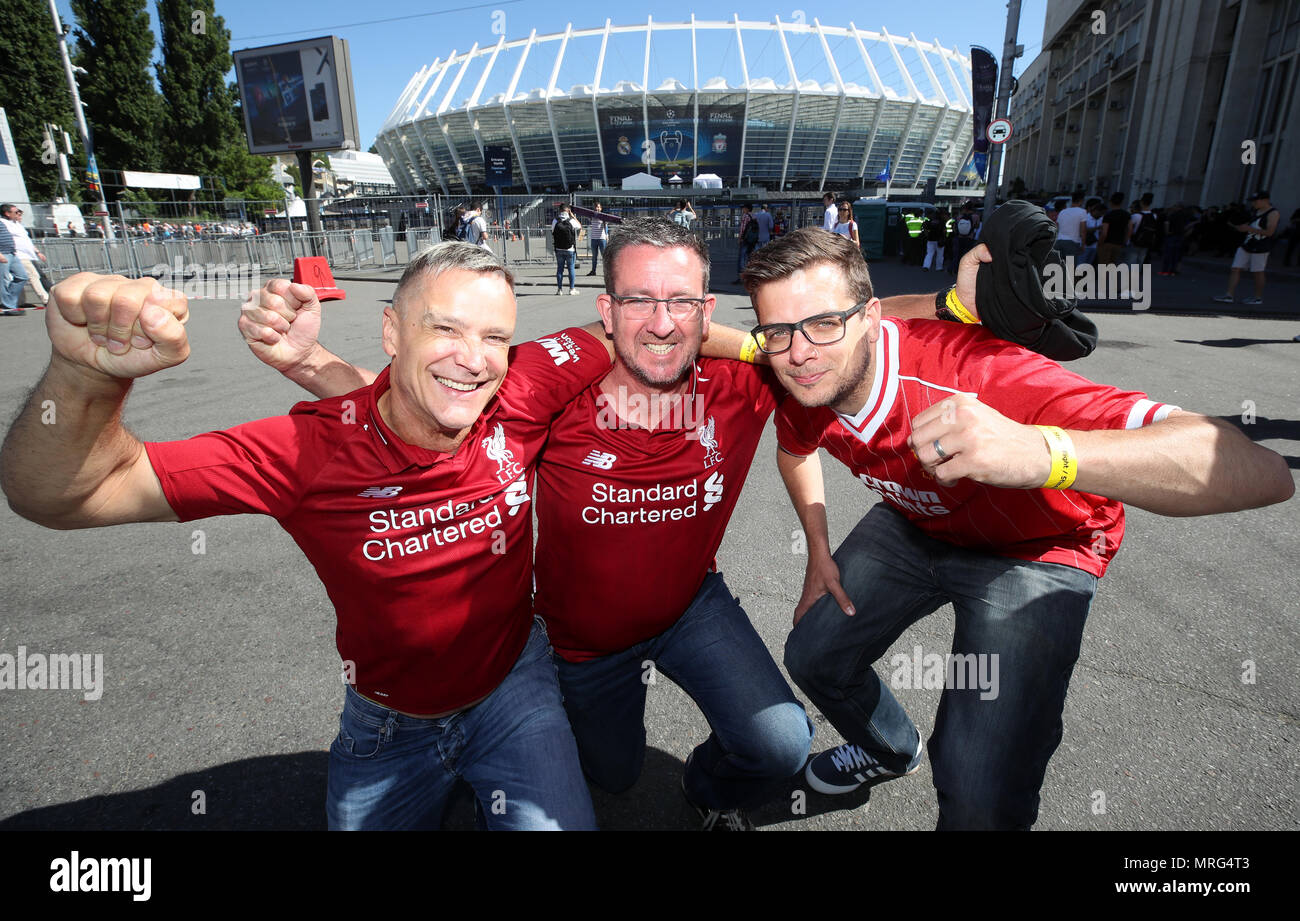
[1,356,143,526]
[1069,412,1294,516]
[879,293,943,320]
[777,446,834,557]
[285,344,377,399]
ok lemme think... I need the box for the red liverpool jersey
[145,328,609,714]
[534,360,781,661]
[776,318,1178,577]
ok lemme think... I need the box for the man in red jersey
[238,218,999,830]
[0,244,620,830]
[741,228,1293,829]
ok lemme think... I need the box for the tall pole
[981,0,1023,223]
[48,0,112,239]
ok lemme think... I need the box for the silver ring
[933,439,948,460]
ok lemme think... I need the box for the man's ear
[699,295,718,339]
[594,294,616,336]
[381,306,399,359]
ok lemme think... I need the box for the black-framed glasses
[750,300,867,354]
[608,294,706,320]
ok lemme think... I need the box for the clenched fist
[46,273,190,379]
[908,393,1052,489]
[238,279,323,373]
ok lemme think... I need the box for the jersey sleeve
[963,333,1179,430]
[143,408,329,522]
[776,394,824,456]
[497,326,612,424]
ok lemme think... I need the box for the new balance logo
[504,478,531,516]
[582,450,617,470]
[537,336,572,365]
[358,486,403,498]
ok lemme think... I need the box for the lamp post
[48,0,112,239]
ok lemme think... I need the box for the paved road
[0,257,1295,830]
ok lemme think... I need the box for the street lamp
[47,0,112,239]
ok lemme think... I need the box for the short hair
[676,198,688,209]
[1071,190,1085,203]
[823,192,834,202]
[1141,192,1153,206]
[1110,192,1125,206]
[602,217,710,295]
[392,241,515,317]
[740,226,874,306]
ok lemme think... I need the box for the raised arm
[778,446,856,624]
[1,274,188,529]
[874,242,990,320]
[909,397,1293,517]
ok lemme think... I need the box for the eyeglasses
[608,295,706,320]
[750,301,867,354]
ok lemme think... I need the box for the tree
[70,0,165,177]
[0,0,80,201]
[155,0,278,202]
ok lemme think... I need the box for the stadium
[374,17,979,195]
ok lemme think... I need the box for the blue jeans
[326,618,597,830]
[589,238,606,270]
[1,254,29,309]
[555,250,575,290]
[784,504,1096,830]
[554,571,812,811]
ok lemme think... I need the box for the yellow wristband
[945,288,978,324]
[739,333,759,363]
[1036,425,1078,490]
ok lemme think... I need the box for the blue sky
[55,0,1047,150]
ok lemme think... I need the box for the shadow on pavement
[1176,338,1300,348]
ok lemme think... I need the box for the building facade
[1004,0,1299,209]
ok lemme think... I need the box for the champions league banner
[970,45,998,180]
[599,104,743,183]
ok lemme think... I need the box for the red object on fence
[292,257,346,302]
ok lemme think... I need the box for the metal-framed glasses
[750,300,867,355]
[609,295,706,320]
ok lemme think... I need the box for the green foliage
[0,0,80,200]
[71,0,164,174]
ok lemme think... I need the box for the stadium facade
[374,17,980,195]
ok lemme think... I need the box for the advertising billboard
[598,104,743,184]
[233,36,361,155]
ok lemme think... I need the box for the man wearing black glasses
[239,218,985,829]
[741,228,1292,829]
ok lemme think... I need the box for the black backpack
[552,217,575,249]
[742,219,758,246]
[1132,211,1158,248]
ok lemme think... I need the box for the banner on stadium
[970,45,997,178]
[598,104,743,184]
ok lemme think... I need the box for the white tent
[692,173,723,189]
[621,171,663,190]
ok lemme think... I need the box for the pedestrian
[551,204,583,295]
[1129,192,1160,265]
[586,202,609,275]
[732,203,756,282]
[463,202,491,250]
[922,208,947,271]
[1158,204,1190,276]
[1054,191,1089,259]
[754,203,774,249]
[0,209,30,316]
[953,204,978,267]
[1281,207,1300,268]
[1095,192,1131,267]
[830,199,859,248]
[670,199,695,229]
[822,192,837,232]
[1,204,49,307]
[1214,190,1279,306]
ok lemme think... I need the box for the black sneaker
[681,753,755,831]
[804,739,923,795]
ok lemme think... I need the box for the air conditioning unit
[1108,100,1126,110]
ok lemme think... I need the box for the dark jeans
[783,504,1097,830]
[326,619,596,830]
[555,250,575,290]
[1160,237,1185,273]
[554,571,813,811]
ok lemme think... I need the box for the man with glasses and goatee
[741,228,1292,830]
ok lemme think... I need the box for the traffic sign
[987,118,1013,144]
[263,209,277,216]
[92,210,109,216]
[414,201,428,209]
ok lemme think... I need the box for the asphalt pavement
[0,255,1295,831]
